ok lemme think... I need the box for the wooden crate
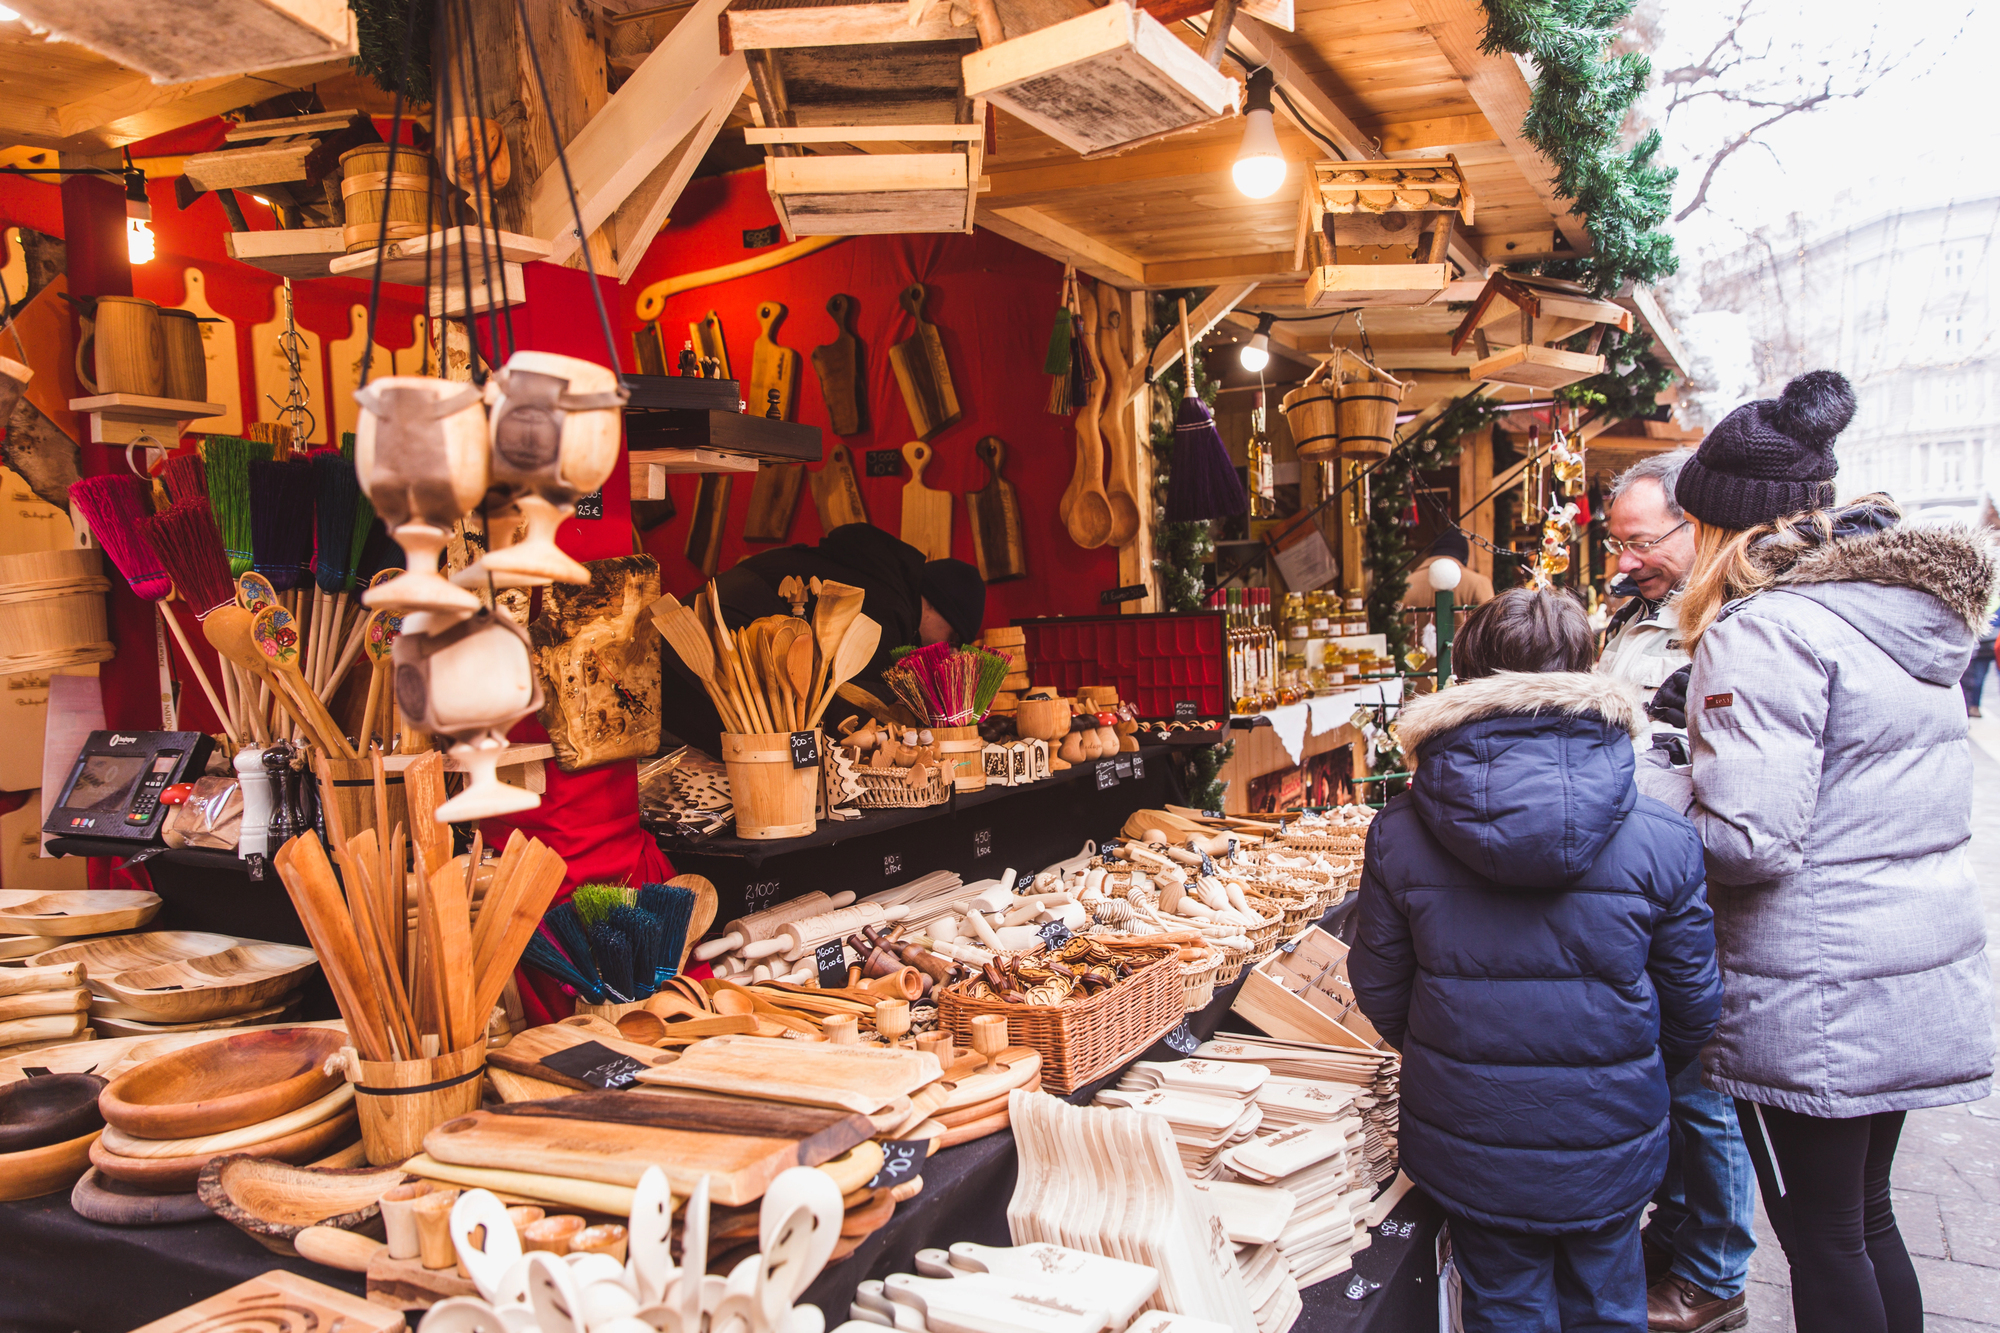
[1470,344,1607,389]
[1231,928,1382,1050]
[1302,262,1450,310]
[766,146,975,236]
[962,2,1238,158]
[11,1,360,90]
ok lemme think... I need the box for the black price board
[1099,583,1148,605]
[1175,700,1200,720]
[1162,1020,1200,1055]
[865,449,902,477]
[1095,762,1119,791]
[573,490,604,520]
[743,224,781,248]
[868,1138,928,1190]
[1132,755,1144,779]
[884,853,903,877]
[1037,920,1074,950]
[815,940,847,988]
[540,1041,645,1090]
[789,731,820,769]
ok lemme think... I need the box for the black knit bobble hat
[1675,370,1857,530]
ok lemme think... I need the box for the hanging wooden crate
[1293,156,1474,309]
[763,137,979,236]
[1469,345,1607,390]
[961,2,1238,158]
[1451,270,1631,389]
[7,0,356,84]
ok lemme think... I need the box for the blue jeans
[1450,1209,1646,1333]
[1644,1061,1756,1298]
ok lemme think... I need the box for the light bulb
[1232,69,1286,200]
[125,216,154,265]
[1239,341,1270,372]
[0,7,19,19]
[1428,556,1463,592]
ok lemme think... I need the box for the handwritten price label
[868,1138,928,1190]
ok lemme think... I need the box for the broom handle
[325,603,372,702]
[160,605,239,749]
[1178,299,1194,400]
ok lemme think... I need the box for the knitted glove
[1648,665,1692,729]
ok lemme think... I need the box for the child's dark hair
[1453,588,1595,679]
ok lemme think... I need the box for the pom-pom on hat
[1676,370,1857,530]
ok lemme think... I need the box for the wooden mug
[157,308,207,401]
[76,296,164,397]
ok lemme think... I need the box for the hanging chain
[266,277,317,443]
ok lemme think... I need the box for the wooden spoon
[252,603,357,757]
[203,606,330,751]
[808,579,866,711]
[786,635,815,733]
[360,610,401,750]
[667,873,719,975]
[1065,285,1114,550]
[709,583,771,734]
[768,623,803,730]
[809,613,882,727]
[647,593,748,732]
[1098,302,1141,547]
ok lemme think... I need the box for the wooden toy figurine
[353,376,489,616]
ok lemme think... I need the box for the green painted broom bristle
[341,433,377,591]
[201,435,273,577]
[570,882,635,928]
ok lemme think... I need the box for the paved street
[1742,705,2000,1330]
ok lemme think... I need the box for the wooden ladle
[1063,284,1114,550]
[1099,302,1140,547]
[807,579,867,710]
[252,603,357,757]
[203,605,334,752]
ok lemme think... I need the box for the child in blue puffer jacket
[1351,588,1722,1333]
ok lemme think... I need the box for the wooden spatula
[809,614,881,727]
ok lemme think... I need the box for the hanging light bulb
[1232,68,1286,200]
[123,161,154,265]
[1239,312,1276,372]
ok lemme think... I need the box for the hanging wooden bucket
[720,730,821,840]
[76,296,163,397]
[341,1041,487,1167]
[1280,380,1342,459]
[933,725,986,793]
[0,549,113,676]
[340,145,441,254]
[157,309,207,402]
[1336,373,1404,459]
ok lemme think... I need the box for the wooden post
[1460,424,1494,582]
[1117,289,1157,613]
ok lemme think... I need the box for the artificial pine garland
[349,0,435,102]
[1145,292,1221,613]
[1479,0,1677,294]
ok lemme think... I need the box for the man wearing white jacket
[1599,448,1757,1333]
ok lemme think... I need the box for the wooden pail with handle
[157,309,207,402]
[340,145,441,253]
[76,296,163,397]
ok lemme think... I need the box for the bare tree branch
[1674,88,1840,221]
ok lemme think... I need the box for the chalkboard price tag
[1114,758,1133,780]
[815,940,847,989]
[868,1138,928,1190]
[1099,583,1148,605]
[1132,755,1144,779]
[973,828,991,857]
[1175,700,1200,720]
[1162,1020,1200,1056]
[1095,762,1118,791]
[789,731,820,769]
[865,449,903,477]
[743,224,781,248]
[1037,920,1073,950]
[884,853,903,877]
[541,1041,646,1090]
[573,490,604,520]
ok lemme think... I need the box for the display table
[1219,682,1402,814]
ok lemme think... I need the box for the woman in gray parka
[1661,370,1997,1333]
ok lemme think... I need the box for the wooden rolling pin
[695,890,856,962]
[0,989,89,1022]
[739,903,910,961]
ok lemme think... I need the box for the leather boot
[1647,1274,1748,1333]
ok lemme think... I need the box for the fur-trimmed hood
[1397,671,1647,755]
[1765,521,1998,632]
[1399,672,1645,888]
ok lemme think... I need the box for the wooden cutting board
[965,435,1026,582]
[809,442,868,531]
[810,294,865,436]
[748,300,799,422]
[690,309,730,378]
[131,1270,405,1333]
[684,472,732,577]
[744,464,803,543]
[426,1091,873,1206]
[486,1020,677,1090]
[899,440,951,561]
[888,283,960,440]
[634,1034,940,1113]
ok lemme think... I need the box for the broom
[323,516,402,703]
[160,453,208,507]
[70,475,236,743]
[250,458,315,599]
[1164,297,1248,524]
[137,499,248,748]
[310,448,362,695]
[201,436,271,577]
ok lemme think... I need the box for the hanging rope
[358,0,428,386]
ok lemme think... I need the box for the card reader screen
[64,755,149,813]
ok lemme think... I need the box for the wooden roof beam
[529,0,742,266]
[979,205,1147,288]
[1147,280,1259,380]
[1406,0,1590,256]
[1615,282,1690,378]
[980,133,1315,207]
[1141,252,1296,287]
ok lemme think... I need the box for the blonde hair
[1674,494,1901,653]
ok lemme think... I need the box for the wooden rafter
[1146,280,1258,380]
[601,64,748,283]
[978,205,1146,287]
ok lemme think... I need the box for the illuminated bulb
[1232,68,1286,200]
[1428,556,1462,593]
[125,217,154,265]
[1238,312,1276,372]
[0,7,19,19]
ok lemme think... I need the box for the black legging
[1734,1100,1921,1333]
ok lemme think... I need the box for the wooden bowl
[197,1155,403,1255]
[100,1027,346,1139]
[70,1165,213,1226]
[26,929,239,973]
[88,1109,357,1193]
[91,997,300,1039]
[98,943,319,1023]
[0,1128,100,1201]
[0,890,162,937]
[0,1072,104,1152]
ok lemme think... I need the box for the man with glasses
[1602,448,1755,1333]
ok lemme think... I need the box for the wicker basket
[851,764,951,809]
[1179,946,1223,1012]
[1210,939,1250,988]
[938,948,1183,1094]
[1279,829,1367,856]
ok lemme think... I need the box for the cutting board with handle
[744,464,803,543]
[809,442,868,532]
[888,283,960,440]
[425,1091,875,1206]
[685,473,732,576]
[1060,283,1113,550]
[690,310,730,378]
[748,300,799,422]
[484,1020,675,1091]
[634,1034,940,1113]
[1098,301,1142,547]
[964,435,1026,582]
[810,294,864,436]
[899,440,951,561]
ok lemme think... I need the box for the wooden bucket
[1280,380,1341,459]
[157,309,207,402]
[933,725,986,793]
[720,730,821,840]
[1336,374,1402,459]
[316,754,408,844]
[0,549,113,676]
[343,1041,486,1166]
[340,145,440,253]
[76,296,163,397]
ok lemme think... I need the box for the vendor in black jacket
[660,524,985,756]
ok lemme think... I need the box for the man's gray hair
[1609,448,1695,518]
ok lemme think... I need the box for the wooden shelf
[328,227,552,284]
[224,228,347,279]
[69,394,226,446]
[631,448,761,498]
